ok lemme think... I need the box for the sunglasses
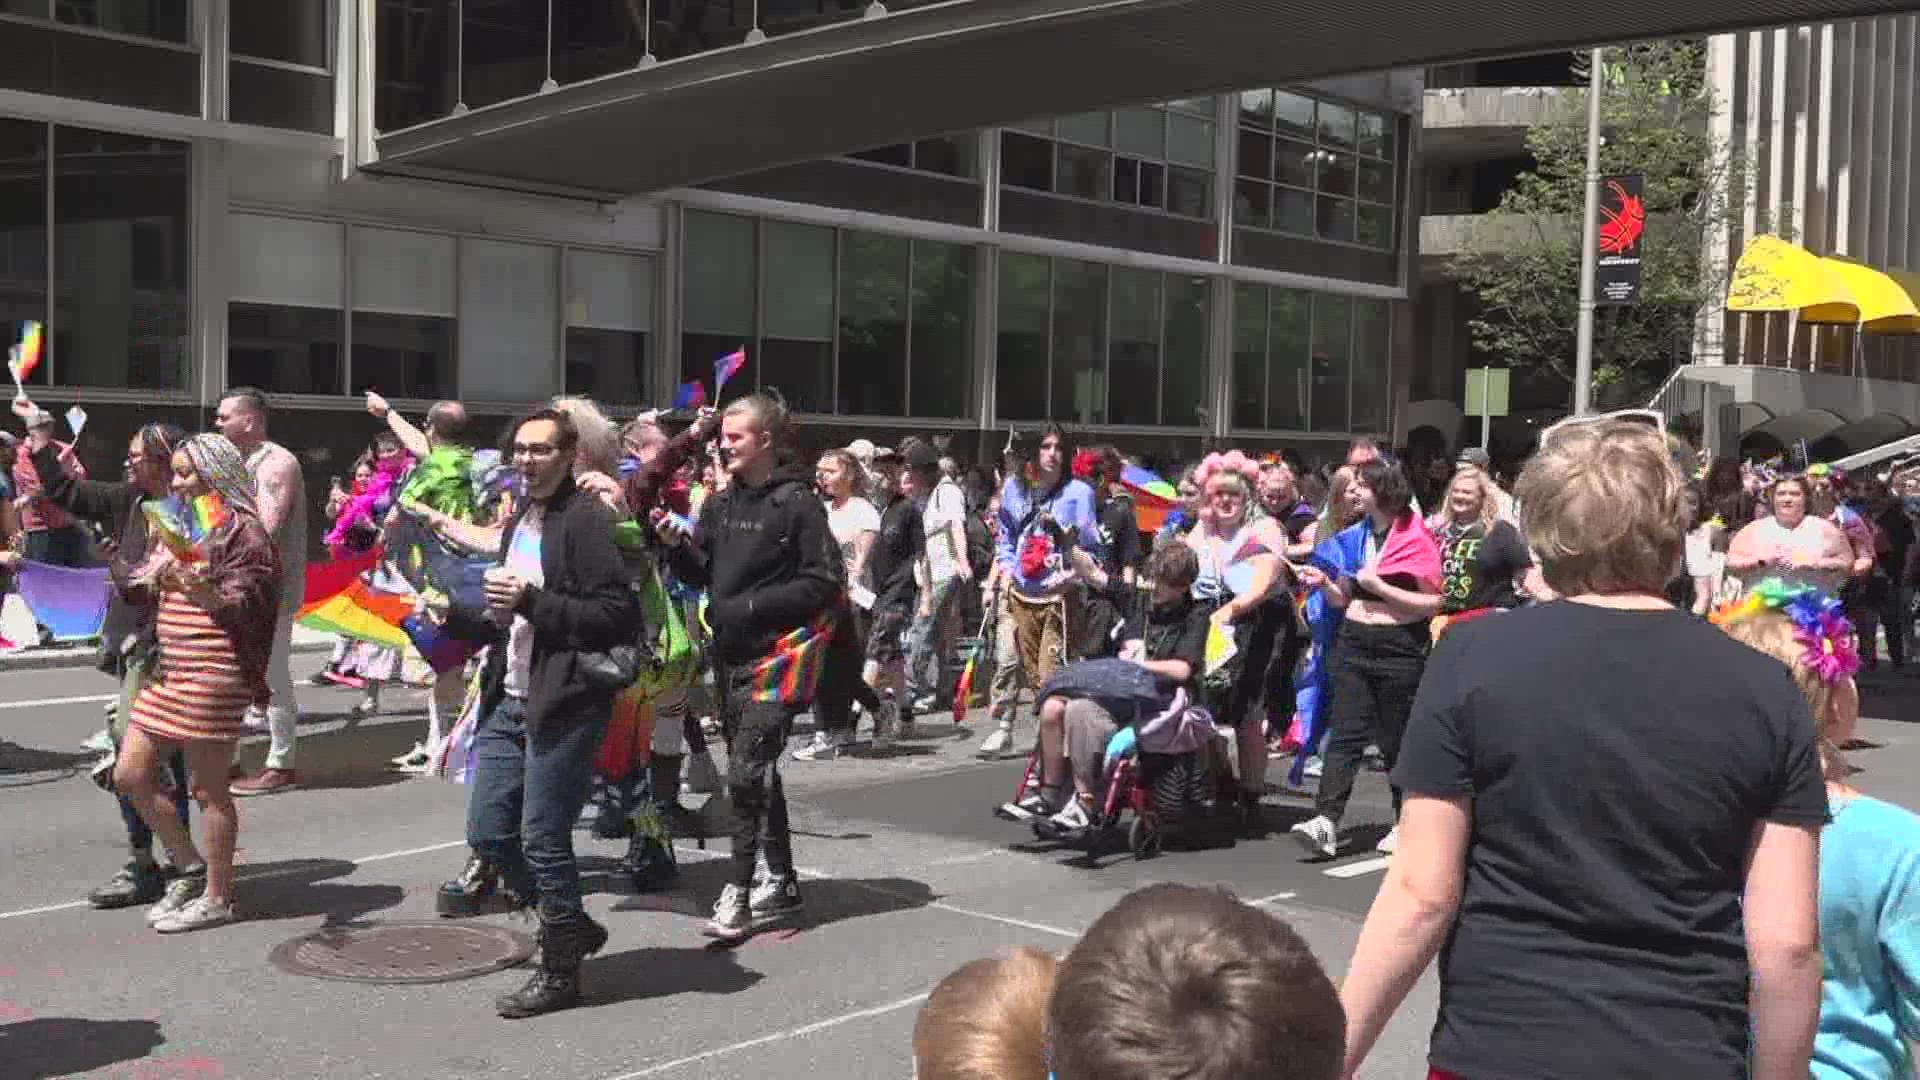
[1539,407,1665,444]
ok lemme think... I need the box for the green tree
[1447,41,1773,409]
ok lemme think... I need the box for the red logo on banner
[1598,178,1645,256]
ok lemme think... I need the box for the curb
[0,639,336,673]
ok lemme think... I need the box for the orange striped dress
[128,590,254,743]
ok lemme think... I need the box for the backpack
[628,559,701,699]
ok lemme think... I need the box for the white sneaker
[241,707,268,732]
[1304,755,1324,779]
[703,883,752,941]
[977,724,1013,757]
[1375,827,1399,855]
[1040,799,1093,838]
[145,870,207,926]
[1290,815,1339,858]
[154,895,236,934]
[792,732,839,762]
[391,743,429,769]
[996,791,1058,823]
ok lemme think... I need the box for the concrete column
[973,245,998,431]
[1891,18,1914,267]
[191,139,232,413]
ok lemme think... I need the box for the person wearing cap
[12,405,90,568]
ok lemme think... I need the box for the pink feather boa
[324,455,411,553]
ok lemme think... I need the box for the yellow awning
[1727,235,1856,317]
[1814,257,1920,325]
[1866,268,1920,333]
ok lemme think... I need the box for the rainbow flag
[296,546,411,649]
[15,560,109,641]
[713,347,747,395]
[401,613,481,674]
[1119,463,1178,535]
[746,614,832,705]
[142,493,228,562]
[10,320,42,384]
[672,378,705,410]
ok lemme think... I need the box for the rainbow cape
[296,546,411,650]
[1120,463,1178,535]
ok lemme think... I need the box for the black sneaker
[88,860,171,910]
[748,874,804,921]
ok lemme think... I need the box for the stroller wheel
[1128,817,1162,860]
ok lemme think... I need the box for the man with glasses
[444,407,638,1018]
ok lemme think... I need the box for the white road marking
[1251,890,1299,905]
[795,863,1080,940]
[0,692,115,711]
[1324,856,1392,879]
[604,992,933,1079]
[0,838,466,921]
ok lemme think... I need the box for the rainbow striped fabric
[745,614,834,706]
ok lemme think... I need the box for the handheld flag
[672,378,706,411]
[10,321,42,393]
[64,405,86,439]
[141,493,228,563]
[713,347,746,395]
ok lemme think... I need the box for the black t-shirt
[869,494,924,606]
[1437,519,1531,613]
[1096,494,1142,574]
[1122,595,1210,693]
[1393,602,1828,1080]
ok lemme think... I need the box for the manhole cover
[270,920,535,985]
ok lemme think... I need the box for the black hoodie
[668,462,844,666]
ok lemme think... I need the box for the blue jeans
[465,695,608,916]
[905,577,963,702]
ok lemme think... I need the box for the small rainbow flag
[745,613,832,706]
[10,321,42,385]
[713,347,747,395]
[141,493,228,563]
[1119,463,1178,534]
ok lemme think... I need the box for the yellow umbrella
[1726,235,1857,319]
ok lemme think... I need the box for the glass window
[1357,111,1392,160]
[681,210,755,381]
[1162,276,1209,428]
[1000,131,1054,191]
[1236,129,1272,181]
[1317,154,1355,198]
[1114,108,1164,158]
[759,221,834,412]
[908,240,972,418]
[232,0,329,66]
[351,311,453,399]
[563,250,653,405]
[1167,168,1210,219]
[1273,138,1316,189]
[996,253,1051,422]
[56,0,187,42]
[1107,267,1160,426]
[1316,196,1355,242]
[1267,290,1310,430]
[1357,203,1393,248]
[1273,91,1316,139]
[1237,90,1273,128]
[1273,187,1313,235]
[1056,112,1109,147]
[1166,97,1214,117]
[838,230,909,417]
[1234,178,1270,230]
[1056,144,1109,201]
[374,0,457,130]
[1309,294,1351,431]
[458,238,558,403]
[229,303,344,395]
[1231,284,1266,430]
[1318,102,1357,150]
[230,215,344,308]
[53,127,188,390]
[912,135,976,178]
[1050,259,1107,426]
[1167,114,1213,169]
[351,226,455,317]
[1350,298,1391,433]
[0,119,46,389]
[851,143,913,168]
[1357,158,1393,204]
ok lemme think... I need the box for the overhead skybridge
[368,0,1920,198]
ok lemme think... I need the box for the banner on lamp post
[1595,172,1645,305]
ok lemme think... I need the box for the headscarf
[180,433,260,521]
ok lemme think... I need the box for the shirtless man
[218,388,309,797]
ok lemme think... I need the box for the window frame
[998,101,1218,222]
[1227,281,1392,437]
[1234,88,1400,252]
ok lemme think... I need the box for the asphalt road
[3,657,1918,1079]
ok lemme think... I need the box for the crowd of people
[16,377,1920,1075]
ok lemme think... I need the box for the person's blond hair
[1444,464,1501,528]
[1517,420,1686,596]
[1717,609,1850,780]
[911,947,1056,1080]
[550,395,620,475]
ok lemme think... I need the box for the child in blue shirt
[1720,582,1920,1079]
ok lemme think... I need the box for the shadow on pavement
[585,944,763,1009]
[0,738,93,786]
[1858,671,1920,726]
[0,1017,167,1078]
[233,857,408,926]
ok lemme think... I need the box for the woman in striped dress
[116,434,281,933]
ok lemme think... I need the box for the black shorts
[866,603,911,664]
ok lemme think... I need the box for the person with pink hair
[1184,449,1291,832]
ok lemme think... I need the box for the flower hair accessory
[1711,578,1860,685]
[1193,450,1260,490]
[1070,448,1101,481]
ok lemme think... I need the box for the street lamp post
[1573,47,1604,416]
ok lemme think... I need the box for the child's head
[1716,581,1861,778]
[1149,543,1199,603]
[912,947,1056,1080]
[1047,884,1344,1080]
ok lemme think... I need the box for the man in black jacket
[662,393,841,941]
[450,407,640,1018]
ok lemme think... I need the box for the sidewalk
[0,624,337,672]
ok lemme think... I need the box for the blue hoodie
[995,473,1098,598]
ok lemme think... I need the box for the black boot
[88,855,171,909]
[650,754,694,836]
[495,906,610,1019]
[622,799,680,892]
[591,775,638,841]
[1238,790,1268,838]
[437,853,498,918]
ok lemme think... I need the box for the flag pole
[1573,47,1605,417]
